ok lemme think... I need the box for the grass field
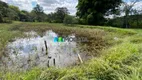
[0,22,142,80]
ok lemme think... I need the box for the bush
[106,15,142,28]
[63,15,78,25]
[2,17,12,23]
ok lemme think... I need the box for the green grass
[0,22,23,58]
[0,22,142,80]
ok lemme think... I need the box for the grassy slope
[0,22,142,80]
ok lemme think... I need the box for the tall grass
[0,22,23,58]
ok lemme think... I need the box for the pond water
[1,30,81,71]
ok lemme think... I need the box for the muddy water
[1,30,80,71]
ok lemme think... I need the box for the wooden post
[47,60,50,67]
[47,57,51,67]
[77,53,83,63]
[53,59,56,66]
[44,40,48,55]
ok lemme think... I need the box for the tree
[9,5,20,20]
[47,7,69,23]
[0,1,9,22]
[32,4,46,22]
[121,0,141,28]
[0,1,21,23]
[19,10,30,22]
[55,7,69,23]
[63,15,78,25]
[47,12,56,23]
[30,10,37,22]
[130,8,142,28]
[76,0,122,25]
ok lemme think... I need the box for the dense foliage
[0,1,47,22]
[107,15,142,28]
[0,1,11,22]
[76,0,122,25]
[0,1,73,23]
[0,1,69,23]
[63,15,78,25]
[0,0,142,28]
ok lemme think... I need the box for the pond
[1,30,82,71]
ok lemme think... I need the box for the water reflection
[3,30,79,71]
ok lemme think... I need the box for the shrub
[63,15,78,25]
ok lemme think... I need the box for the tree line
[0,0,142,28]
[0,1,46,22]
[0,1,76,24]
[77,0,142,28]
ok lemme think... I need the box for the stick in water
[77,53,83,63]
[53,59,56,66]
[47,60,50,67]
[44,40,48,55]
